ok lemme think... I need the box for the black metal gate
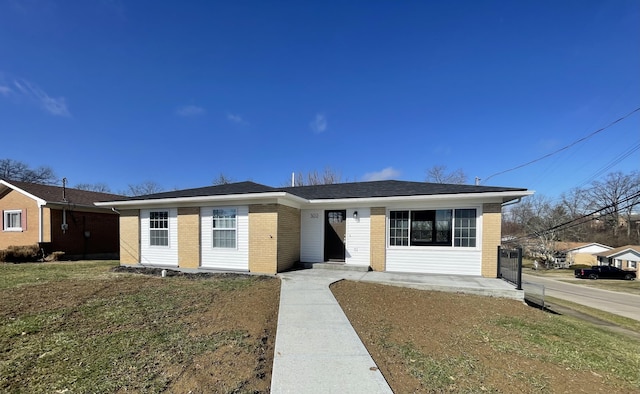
[497,246,522,290]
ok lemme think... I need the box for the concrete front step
[298,262,371,272]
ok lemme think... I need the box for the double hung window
[212,208,236,248]
[389,209,477,247]
[3,210,23,231]
[149,211,169,246]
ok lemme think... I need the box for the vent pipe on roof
[62,177,68,202]
[291,172,295,187]
[475,177,481,185]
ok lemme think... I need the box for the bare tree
[507,195,570,266]
[558,187,590,241]
[586,171,640,238]
[212,173,234,185]
[124,181,164,196]
[425,165,467,184]
[292,167,344,186]
[0,158,58,184]
[74,183,112,193]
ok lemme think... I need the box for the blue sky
[1,0,638,198]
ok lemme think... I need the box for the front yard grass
[332,280,640,393]
[0,261,279,393]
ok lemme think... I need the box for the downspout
[38,203,44,243]
[501,197,522,207]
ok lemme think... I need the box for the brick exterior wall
[119,210,140,265]
[1,189,118,259]
[49,209,119,258]
[370,207,386,271]
[0,189,40,249]
[481,203,502,278]
[248,204,279,274]
[42,207,51,243]
[178,207,200,269]
[276,205,300,272]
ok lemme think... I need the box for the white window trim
[386,207,480,250]
[149,210,170,248]
[3,210,23,232]
[212,208,237,249]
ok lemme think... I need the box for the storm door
[324,210,346,262]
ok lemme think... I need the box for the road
[522,273,640,322]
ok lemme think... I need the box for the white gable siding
[140,208,178,266]
[200,206,249,271]
[300,209,323,262]
[346,208,370,266]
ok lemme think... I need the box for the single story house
[95,180,533,276]
[0,179,121,259]
[555,242,612,266]
[595,245,640,272]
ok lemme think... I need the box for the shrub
[0,244,42,263]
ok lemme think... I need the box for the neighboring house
[0,179,121,259]
[594,245,640,272]
[95,180,533,276]
[555,242,612,267]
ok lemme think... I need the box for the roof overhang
[95,190,533,210]
[95,192,309,210]
[0,179,47,206]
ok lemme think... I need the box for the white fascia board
[95,192,307,209]
[45,202,119,214]
[302,190,534,208]
[0,179,47,206]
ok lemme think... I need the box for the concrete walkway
[270,268,522,393]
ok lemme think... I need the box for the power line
[576,140,640,188]
[509,190,640,242]
[483,106,640,184]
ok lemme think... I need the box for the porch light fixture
[353,211,358,220]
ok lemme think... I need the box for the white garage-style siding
[386,248,482,275]
[300,209,324,262]
[346,208,370,266]
[140,208,178,266]
[200,206,249,271]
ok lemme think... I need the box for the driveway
[522,273,640,321]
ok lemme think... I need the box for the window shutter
[1,210,3,230]
[22,209,27,231]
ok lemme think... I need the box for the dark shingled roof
[279,180,528,200]
[3,180,124,206]
[122,181,277,201]
[106,180,527,203]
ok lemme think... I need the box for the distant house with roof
[0,179,121,260]
[96,180,532,277]
[554,242,612,267]
[594,245,640,272]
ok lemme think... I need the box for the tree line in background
[0,158,163,196]
[503,170,640,261]
[3,157,637,253]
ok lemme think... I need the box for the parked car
[574,265,636,280]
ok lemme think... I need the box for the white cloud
[362,167,401,181]
[309,113,327,133]
[4,78,70,116]
[176,105,205,117]
[227,112,248,125]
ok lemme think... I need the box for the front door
[324,210,346,262]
